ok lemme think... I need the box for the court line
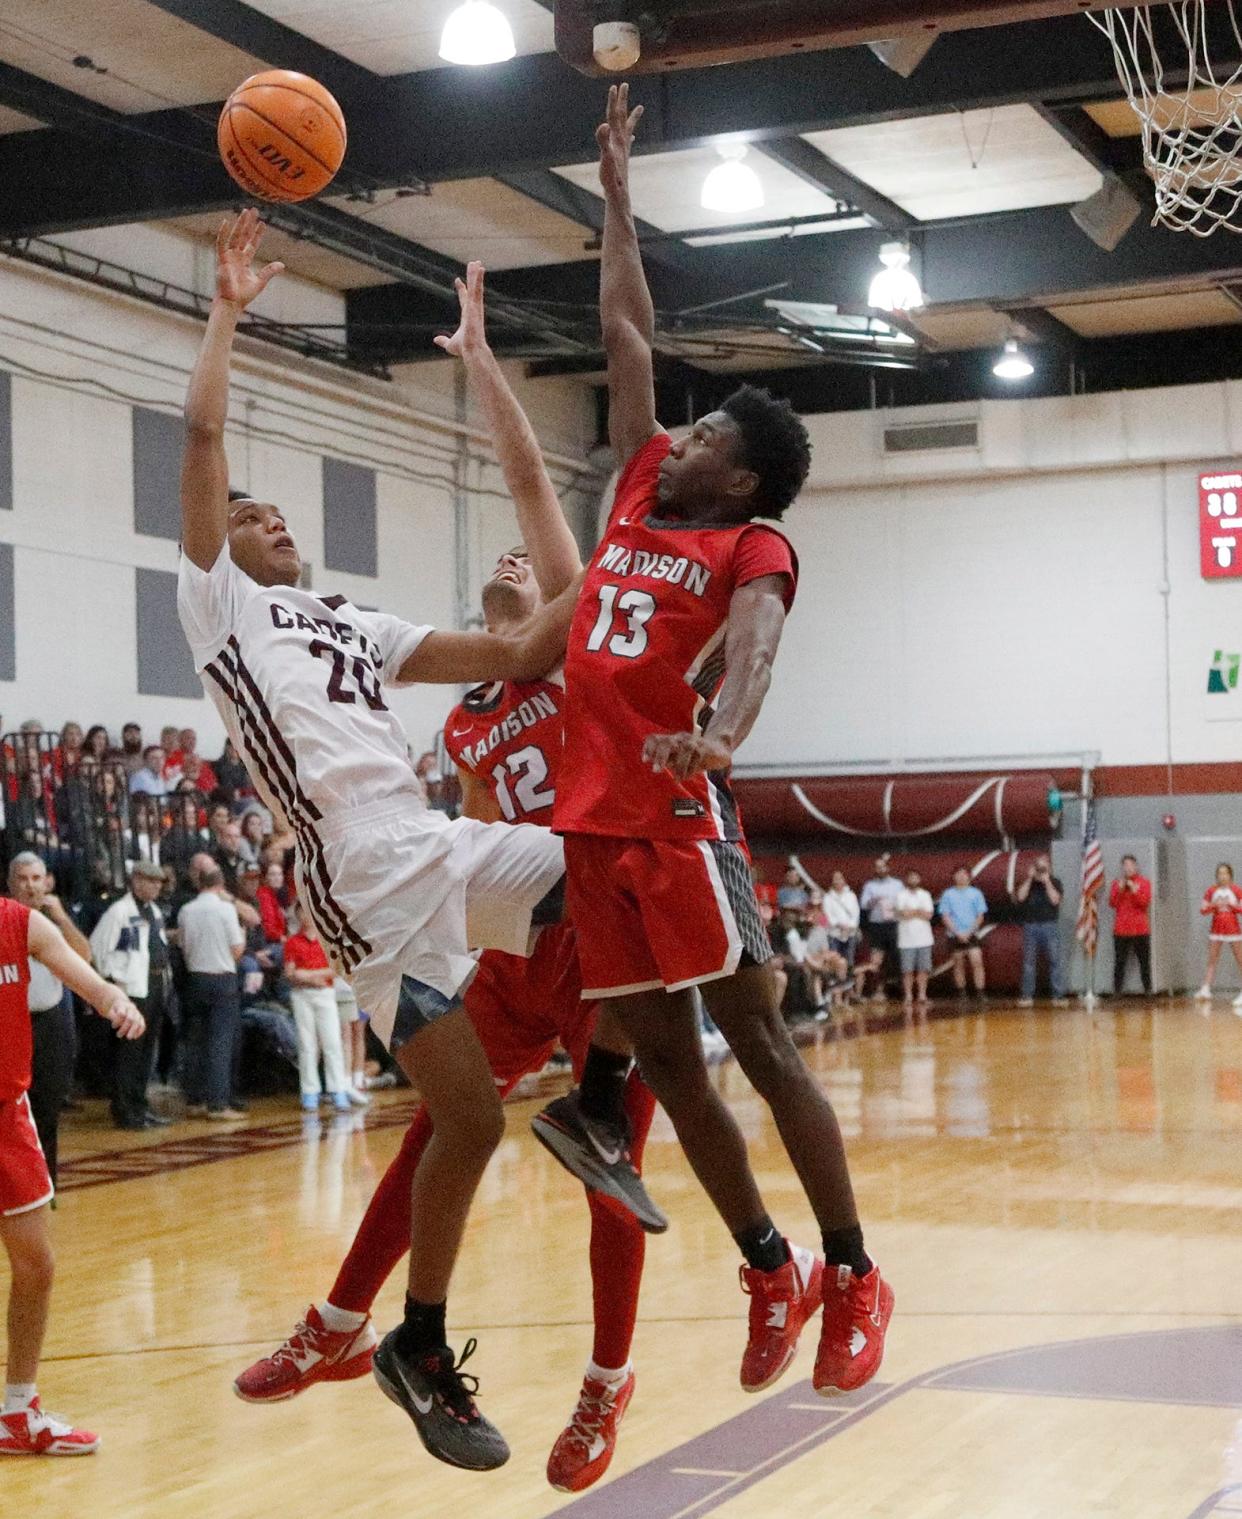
[40,1309,1242,1367]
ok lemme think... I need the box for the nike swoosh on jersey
[450,727,474,738]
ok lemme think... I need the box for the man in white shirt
[177,866,245,1120]
[177,209,580,1470]
[896,868,935,1014]
[90,860,173,1130]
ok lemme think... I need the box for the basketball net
[1090,1,1242,235]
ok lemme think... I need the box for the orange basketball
[217,70,346,204]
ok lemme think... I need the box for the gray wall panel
[136,567,200,698]
[0,543,13,680]
[0,371,10,512]
[133,406,184,540]
[323,457,377,577]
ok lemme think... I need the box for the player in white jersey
[177,210,576,1472]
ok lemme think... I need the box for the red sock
[328,1106,433,1313]
[587,1069,657,1368]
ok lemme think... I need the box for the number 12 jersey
[555,431,798,843]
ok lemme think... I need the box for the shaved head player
[177,210,580,1472]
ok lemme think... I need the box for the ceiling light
[439,1,516,66]
[993,338,1035,380]
[867,35,938,78]
[701,143,765,215]
[867,241,924,313]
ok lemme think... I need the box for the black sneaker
[531,1090,668,1234]
[372,1332,509,1472]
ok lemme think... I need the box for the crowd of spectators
[0,718,428,1170]
[754,851,1093,1023]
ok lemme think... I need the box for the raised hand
[597,82,643,200]
[434,260,489,359]
[215,207,284,311]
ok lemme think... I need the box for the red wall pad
[734,773,1058,842]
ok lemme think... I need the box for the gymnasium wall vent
[882,419,980,454]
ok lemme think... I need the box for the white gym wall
[0,224,597,754]
[747,384,1242,774]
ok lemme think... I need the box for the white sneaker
[345,1086,370,1107]
[1231,992,1242,1014]
[1195,984,1213,1000]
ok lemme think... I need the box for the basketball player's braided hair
[227,488,255,503]
[719,384,812,521]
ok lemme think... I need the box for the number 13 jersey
[178,542,433,826]
[556,432,798,843]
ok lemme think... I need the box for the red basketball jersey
[556,432,797,842]
[0,897,33,1101]
[443,677,563,826]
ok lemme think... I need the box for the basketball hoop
[1090,2,1242,235]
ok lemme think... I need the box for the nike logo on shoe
[412,1391,434,1415]
[585,1129,622,1167]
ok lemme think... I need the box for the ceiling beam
[137,0,382,103]
[1000,304,1082,350]
[0,65,590,355]
[0,15,1228,234]
[759,137,916,233]
[349,202,1242,363]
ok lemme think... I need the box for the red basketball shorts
[464,922,597,1089]
[564,834,773,999]
[0,1092,53,1216]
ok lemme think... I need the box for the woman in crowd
[824,869,861,970]
[83,725,110,762]
[238,809,268,868]
[213,737,251,806]
[1196,863,1242,1008]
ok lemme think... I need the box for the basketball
[217,70,346,203]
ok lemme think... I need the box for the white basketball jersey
[177,543,433,832]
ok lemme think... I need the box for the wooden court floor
[11,999,1242,1519]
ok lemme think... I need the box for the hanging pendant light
[439,1,516,66]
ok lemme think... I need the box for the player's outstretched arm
[598,83,661,468]
[436,261,582,598]
[397,573,583,685]
[27,910,145,1040]
[644,575,788,780]
[181,209,284,571]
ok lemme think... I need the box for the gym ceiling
[2,0,1241,415]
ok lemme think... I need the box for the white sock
[319,1300,367,1333]
[585,1359,631,1390]
[354,1070,366,1090]
[4,1383,36,1414]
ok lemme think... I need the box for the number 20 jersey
[442,677,563,826]
[178,542,434,828]
[555,431,798,843]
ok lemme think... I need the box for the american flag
[1075,801,1105,954]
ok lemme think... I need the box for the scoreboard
[1200,472,1242,579]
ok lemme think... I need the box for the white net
[1089,1,1242,235]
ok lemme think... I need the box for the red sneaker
[546,1369,636,1493]
[813,1263,894,1396]
[0,1398,99,1456]
[738,1242,823,1393]
[234,1305,378,1403]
